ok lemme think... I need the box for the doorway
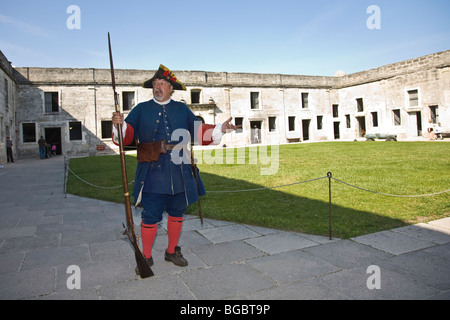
[416,111,422,136]
[302,119,311,141]
[333,122,340,139]
[356,116,366,137]
[250,121,262,144]
[408,111,422,137]
[45,127,62,155]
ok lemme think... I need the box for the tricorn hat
[143,64,186,91]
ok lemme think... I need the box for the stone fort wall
[7,49,450,159]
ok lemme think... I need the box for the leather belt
[165,143,177,151]
[136,140,178,163]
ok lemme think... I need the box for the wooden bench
[365,134,397,141]
[441,132,450,139]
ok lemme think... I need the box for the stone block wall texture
[0,49,448,161]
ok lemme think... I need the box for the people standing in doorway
[38,136,46,159]
[253,125,260,144]
[6,136,14,163]
[46,143,52,158]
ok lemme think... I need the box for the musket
[190,144,204,225]
[108,32,153,278]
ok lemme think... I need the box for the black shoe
[135,256,153,276]
[165,246,188,267]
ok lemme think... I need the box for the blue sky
[0,0,449,76]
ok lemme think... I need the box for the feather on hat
[142,64,186,91]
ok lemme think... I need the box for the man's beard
[154,89,164,101]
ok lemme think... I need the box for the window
[269,117,276,132]
[191,89,201,104]
[356,98,364,112]
[69,121,82,141]
[250,92,260,109]
[122,92,135,111]
[101,120,113,139]
[317,116,323,130]
[332,104,339,118]
[235,117,243,133]
[371,112,378,127]
[429,106,438,123]
[288,116,295,131]
[408,89,418,107]
[22,123,36,142]
[393,109,401,126]
[301,93,309,109]
[346,114,351,128]
[44,92,59,113]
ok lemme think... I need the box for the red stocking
[167,216,183,254]
[141,223,157,259]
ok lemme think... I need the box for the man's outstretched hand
[221,117,242,133]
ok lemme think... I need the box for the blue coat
[124,99,206,206]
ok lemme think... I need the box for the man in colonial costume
[112,65,239,271]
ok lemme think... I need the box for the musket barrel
[108,32,153,278]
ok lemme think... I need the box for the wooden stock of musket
[108,32,153,278]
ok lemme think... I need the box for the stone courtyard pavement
[0,156,449,302]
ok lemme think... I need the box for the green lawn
[66,141,450,238]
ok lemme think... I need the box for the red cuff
[197,124,216,146]
[112,123,135,146]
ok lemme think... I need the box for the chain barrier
[65,162,449,240]
[65,162,450,197]
[206,176,328,193]
[65,164,132,190]
[331,177,450,198]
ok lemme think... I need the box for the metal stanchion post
[63,162,67,198]
[327,172,332,240]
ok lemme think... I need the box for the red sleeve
[197,124,216,146]
[112,123,135,146]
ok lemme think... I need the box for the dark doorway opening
[302,119,311,141]
[45,127,62,155]
[356,116,366,137]
[416,111,422,136]
[333,122,340,139]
